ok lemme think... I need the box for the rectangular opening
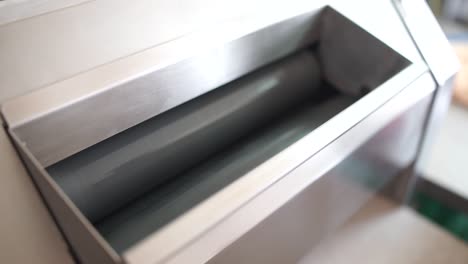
[4,6,414,263]
[46,6,409,250]
[46,48,354,251]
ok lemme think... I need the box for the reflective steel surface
[0,0,454,263]
[2,0,421,167]
[394,0,459,85]
[3,9,322,167]
[47,51,322,223]
[208,91,432,264]
[0,0,421,104]
[124,74,435,264]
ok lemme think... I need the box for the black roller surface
[97,95,355,253]
[47,50,322,223]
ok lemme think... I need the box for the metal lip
[2,7,323,167]
[8,131,123,264]
[1,0,427,168]
[393,0,460,85]
[8,63,431,264]
[0,1,441,263]
[124,70,434,264]
[1,7,323,129]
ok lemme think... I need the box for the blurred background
[413,0,468,244]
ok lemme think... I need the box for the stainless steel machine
[0,0,459,263]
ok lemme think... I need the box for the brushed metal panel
[0,0,92,26]
[208,93,431,264]
[124,73,435,264]
[394,0,459,85]
[0,126,74,264]
[42,5,413,223]
[9,132,122,264]
[96,95,355,253]
[318,7,409,97]
[6,70,434,264]
[0,0,420,105]
[47,51,322,223]
[3,9,321,167]
[0,2,444,263]
[1,0,419,168]
[0,1,454,264]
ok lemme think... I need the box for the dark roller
[47,50,322,223]
[97,95,355,253]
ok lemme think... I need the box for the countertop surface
[300,195,468,264]
[423,103,468,200]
